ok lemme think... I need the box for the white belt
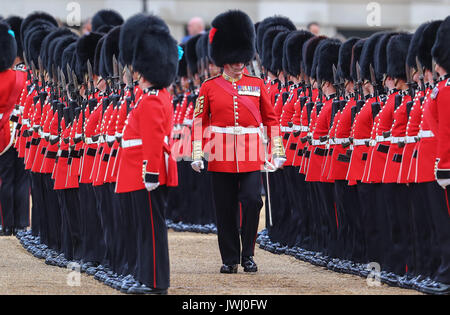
[86,137,98,145]
[75,133,82,138]
[105,135,116,142]
[311,139,328,146]
[183,119,193,126]
[210,126,262,136]
[390,137,404,144]
[376,135,391,142]
[333,138,349,145]
[418,130,434,138]
[49,135,59,141]
[22,119,30,125]
[0,113,3,119]
[281,126,292,132]
[121,138,142,148]
[353,138,371,146]
[41,132,50,138]
[292,125,309,132]
[405,136,417,144]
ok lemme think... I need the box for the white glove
[145,182,160,192]
[274,157,286,169]
[191,160,204,173]
[437,178,450,189]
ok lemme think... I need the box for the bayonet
[332,64,340,99]
[38,56,45,91]
[60,69,67,103]
[370,64,379,101]
[87,59,96,97]
[432,59,438,86]
[112,54,119,92]
[317,77,323,103]
[356,62,363,100]
[416,56,426,91]
[405,63,415,99]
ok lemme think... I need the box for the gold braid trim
[192,140,204,161]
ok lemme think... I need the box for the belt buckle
[234,126,243,135]
[369,139,376,147]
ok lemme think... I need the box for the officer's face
[224,63,245,78]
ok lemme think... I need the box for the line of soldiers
[1,8,449,296]
[250,16,450,295]
[0,10,181,295]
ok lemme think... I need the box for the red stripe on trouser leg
[445,189,450,217]
[239,202,242,229]
[148,191,157,289]
[334,203,339,228]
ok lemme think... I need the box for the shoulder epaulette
[203,74,221,83]
[14,63,27,72]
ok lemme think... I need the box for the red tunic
[116,88,176,193]
[328,97,354,181]
[191,74,280,173]
[346,96,376,181]
[382,94,411,183]
[424,77,450,180]
[0,69,26,155]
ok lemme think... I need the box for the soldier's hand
[274,157,286,170]
[437,178,450,189]
[145,182,160,192]
[191,160,204,173]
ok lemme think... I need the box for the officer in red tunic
[115,13,179,294]
[191,10,285,273]
[420,15,450,295]
[0,21,28,236]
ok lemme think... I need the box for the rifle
[405,63,415,118]
[416,57,426,92]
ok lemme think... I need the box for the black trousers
[357,183,389,266]
[79,183,105,264]
[93,185,114,267]
[30,173,45,238]
[131,187,170,289]
[426,183,450,284]
[211,171,263,265]
[0,147,30,229]
[409,183,436,278]
[380,183,413,275]
[117,191,136,277]
[42,174,61,251]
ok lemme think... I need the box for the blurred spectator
[307,21,320,35]
[81,18,92,34]
[181,16,205,43]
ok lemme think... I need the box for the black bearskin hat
[21,12,58,47]
[283,30,314,77]
[25,24,55,67]
[302,36,326,78]
[178,42,188,78]
[432,16,450,74]
[360,32,385,81]
[256,16,296,54]
[131,15,178,88]
[55,35,78,78]
[386,33,413,80]
[209,10,255,67]
[337,37,360,81]
[317,39,341,83]
[91,10,123,33]
[0,21,17,71]
[406,22,430,70]
[119,13,169,68]
[271,30,291,74]
[374,32,398,76]
[94,36,106,77]
[262,26,286,73]
[418,20,442,71]
[5,16,23,59]
[75,32,103,79]
[101,26,121,77]
[185,34,201,75]
[350,39,366,82]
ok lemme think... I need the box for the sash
[213,76,262,125]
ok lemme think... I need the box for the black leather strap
[377,144,390,154]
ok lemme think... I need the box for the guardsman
[115,13,178,294]
[421,15,450,295]
[191,10,285,273]
[0,21,28,236]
